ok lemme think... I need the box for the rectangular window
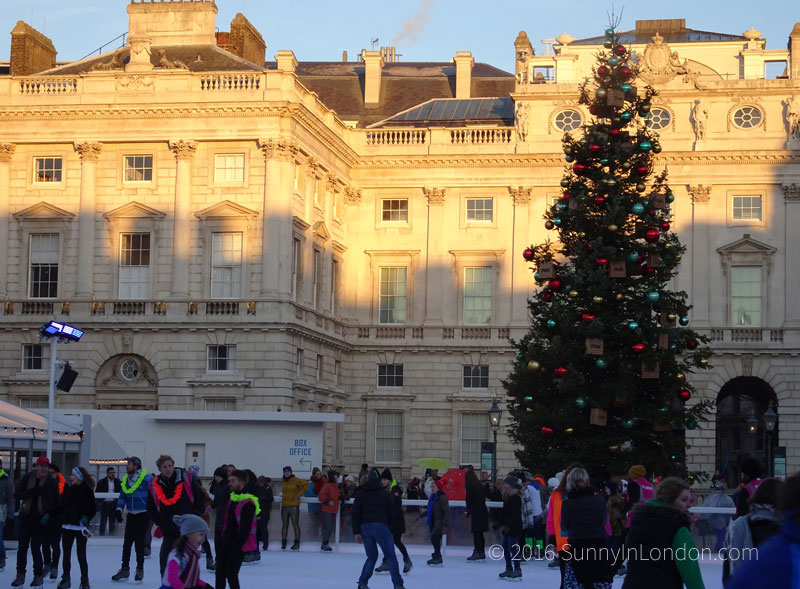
[296,348,304,377]
[464,267,492,324]
[211,232,243,298]
[381,199,408,222]
[119,233,150,299]
[334,360,341,385]
[22,344,45,371]
[204,398,236,411]
[331,260,339,312]
[466,198,494,222]
[214,154,245,183]
[29,234,59,298]
[375,412,403,463]
[18,397,48,409]
[316,354,323,381]
[463,365,489,389]
[333,191,340,219]
[461,413,489,465]
[207,345,236,372]
[291,238,301,301]
[123,155,153,182]
[312,250,321,309]
[377,364,403,388]
[293,163,304,194]
[33,157,62,183]
[731,266,762,326]
[732,196,762,221]
[379,267,407,324]
[314,178,321,206]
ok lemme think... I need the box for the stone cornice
[73,141,102,162]
[687,184,712,203]
[783,183,800,201]
[0,143,16,162]
[424,187,446,204]
[168,139,197,161]
[510,186,532,204]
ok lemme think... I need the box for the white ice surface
[2,538,725,588]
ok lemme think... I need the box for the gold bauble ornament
[527,360,541,372]
[526,407,533,413]
[569,290,579,298]
[565,428,574,435]
[668,313,677,321]
[608,224,618,232]
[609,445,620,452]
[699,358,709,367]
[593,296,604,303]
[615,293,624,301]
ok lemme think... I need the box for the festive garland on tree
[153,481,184,506]
[121,469,147,494]
[230,492,261,515]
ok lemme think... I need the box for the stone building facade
[0,2,799,481]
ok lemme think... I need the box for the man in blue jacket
[111,456,153,583]
[727,472,800,588]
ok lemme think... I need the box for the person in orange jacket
[546,463,583,585]
[318,470,340,552]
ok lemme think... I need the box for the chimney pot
[362,50,384,105]
[453,50,474,99]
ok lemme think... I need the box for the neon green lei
[230,492,261,515]
[0,469,5,478]
[121,469,147,494]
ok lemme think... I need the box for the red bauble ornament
[661,221,671,232]
[573,163,587,175]
[589,144,602,154]
[553,367,567,378]
[594,196,607,206]
[584,242,593,253]
[687,340,698,350]
[582,313,596,322]
[543,292,553,302]
[678,389,691,402]
[648,210,658,217]
[596,258,609,266]
[642,264,656,275]
[609,128,621,136]
[589,105,599,116]
[522,248,534,261]
[548,279,563,291]
[561,191,571,201]
[632,342,646,353]
[644,228,661,243]
[636,165,649,176]
[613,44,626,56]
[541,427,555,437]
[618,65,632,78]
[613,400,629,410]
[597,65,610,76]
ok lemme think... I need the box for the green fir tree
[505,26,713,480]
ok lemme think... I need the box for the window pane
[214,154,245,182]
[466,198,493,222]
[376,412,403,463]
[207,345,236,372]
[124,155,153,182]
[22,344,45,371]
[211,233,243,298]
[381,199,408,222]
[732,196,762,221]
[463,365,489,388]
[464,267,492,324]
[29,234,59,298]
[34,157,62,183]
[731,266,761,326]
[379,267,407,324]
[119,232,150,299]
[461,413,489,465]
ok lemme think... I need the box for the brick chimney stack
[10,21,56,76]
[362,50,384,106]
[453,51,474,99]
[225,13,266,67]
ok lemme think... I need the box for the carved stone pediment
[195,200,259,220]
[639,32,689,84]
[13,202,75,220]
[717,235,776,257]
[312,221,330,242]
[104,201,166,220]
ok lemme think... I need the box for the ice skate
[134,568,143,584]
[320,543,332,552]
[403,558,413,573]
[30,574,44,587]
[56,578,70,589]
[111,567,129,582]
[426,555,443,566]
[11,573,25,588]
[374,561,390,573]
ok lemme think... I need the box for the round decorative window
[645,107,671,130]
[120,358,140,381]
[732,106,763,129]
[554,109,583,132]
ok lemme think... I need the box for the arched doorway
[716,377,778,486]
[95,354,159,410]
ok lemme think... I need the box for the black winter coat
[95,477,122,494]
[16,472,58,521]
[388,482,406,534]
[501,492,523,537]
[560,487,608,541]
[53,483,96,525]
[220,497,256,554]
[351,477,394,535]
[210,479,231,531]
[465,484,489,533]
[147,469,205,537]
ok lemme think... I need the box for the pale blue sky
[0,0,796,72]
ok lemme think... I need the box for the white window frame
[334,359,341,385]
[292,237,302,301]
[463,266,493,325]
[18,397,49,409]
[312,249,321,309]
[375,412,403,464]
[378,267,407,324]
[380,199,409,223]
[28,233,60,299]
[122,154,154,183]
[728,192,765,227]
[22,344,47,371]
[213,153,245,183]
[377,363,404,388]
[210,232,243,299]
[207,345,236,372]
[460,413,489,466]
[330,259,339,314]
[204,398,236,411]
[33,156,63,184]
[296,348,304,378]
[465,197,494,224]
[316,354,323,381]
[119,232,151,300]
[462,365,489,389]
[730,265,762,327]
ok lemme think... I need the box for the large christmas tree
[505,27,713,480]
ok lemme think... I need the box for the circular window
[120,358,140,381]
[645,107,671,130]
[554,109,583,132]
[732,106,763,129]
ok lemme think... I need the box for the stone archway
[94,354,159,410]
[716,376,778,485]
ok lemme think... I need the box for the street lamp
[488,401,502,485]
[746,416,759,434]
[764,404,778,477]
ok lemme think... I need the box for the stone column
[257,138,294,296]
[168,140,197,298]
[424,188,445,325]
[0,143,15,299]
[688,185,712,327]
[73,142,102,298]
[783,184,800,325]
[510,187,532,324]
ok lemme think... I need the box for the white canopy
[0,400,83,440]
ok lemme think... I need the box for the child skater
[161,515,210,589]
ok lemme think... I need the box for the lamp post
[763,404,777,477]
[488,401,502,485]
[746,416,759,435]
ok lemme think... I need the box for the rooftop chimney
[127,0,218,47]
[362,50,384,106]
[275,50,298,73]
[10,21,56,76]
[791,22,800,79]
[226,13,266,67]
[453,51,474,99]
[342,50,348,63]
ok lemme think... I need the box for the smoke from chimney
[391,0,437,47]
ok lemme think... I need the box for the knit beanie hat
[213,466,227,479]
[503,475,521,489]
[127,456,142,470]
[628,465,646,479]
[173,514,208,537]
[548,477,560,489]
[380,468,393,481]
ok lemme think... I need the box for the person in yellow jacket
[280,467,309,550]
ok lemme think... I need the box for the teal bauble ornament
[534,272,540,281]
[647,291,661,303]
[632,203,645,214]
[516,352,523,361]
[596,358,608,369]
[686,418,698,430]
[576,396,587,409]
[658,406,668,413]
[667,193,675,203]
[605,28,615,38]
[639,141,652,152]
[621,83,633,93]
[627,251,640,262]
[622,419,635,429]
[620,111,633,121]
[565,155,574,162]
[679,316,690,326]
[547,319,556,328]
[628,321,639,330]
[669,343,678,350]
[608,56,620,67]
[553,217,562,226]
[524,395,534,405]
[600,158,609,165]
[559,203,567,210]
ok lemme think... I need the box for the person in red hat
[12,456,59,587]
[426,478,450,565]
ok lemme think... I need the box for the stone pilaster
[0,144,15,299]
[168,140,197,298]
[688,184,712,326]
[510,186,532,324]
[74,142,102,297]
[424,188,446,325]
[784,184,800,325]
